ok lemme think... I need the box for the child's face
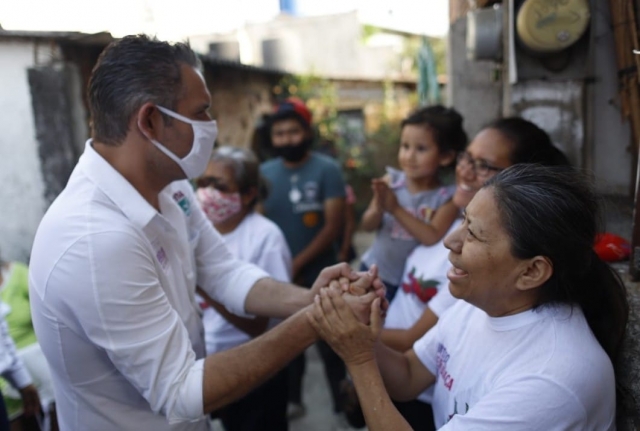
[398,124,449,181]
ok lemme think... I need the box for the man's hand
[336,265,388,315]
[308,263,387,315]
[309,263,360,299]
[307,286,383,367]
[19,384,40,416]
[339,264,385,297]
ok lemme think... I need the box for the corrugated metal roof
[0,30,113,45]
[199,56,420,84]
[200,55,288,76]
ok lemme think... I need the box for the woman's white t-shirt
[201,212,292,354]
[414,300,616,430]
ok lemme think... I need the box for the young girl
[195,146,292,431]
[360,105,467,302]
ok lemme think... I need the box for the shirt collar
[485,305,559,332]
[79,139,158,229]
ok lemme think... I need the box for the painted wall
[205,65,280,148]
[450,0,632,196]
[590,4,632,195]
[0,41,47,263]
[507,2,632,194]
[510,80,584,167]
[447,17,503,139]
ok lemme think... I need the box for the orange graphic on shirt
[303,212,320,227]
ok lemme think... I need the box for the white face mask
[149,105,218,179]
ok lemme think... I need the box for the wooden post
[632,154,640,280]
[608,0,640,278]
[627,1,640,280]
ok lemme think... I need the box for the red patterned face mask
[196,186,242,225]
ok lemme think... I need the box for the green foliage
[273,73,339,142]
[361,24,382,43]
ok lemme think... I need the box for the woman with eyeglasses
[343,117,571,430]
[194,146,292,431]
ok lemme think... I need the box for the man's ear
[439,150,456,167]
[136,102,162,140]
[515,256,553,292]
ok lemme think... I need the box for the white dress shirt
[29,141,269,431]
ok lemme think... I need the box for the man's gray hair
[88,34,200,146]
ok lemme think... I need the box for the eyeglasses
[456,152,504,177]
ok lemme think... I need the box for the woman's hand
[307,286,383,367]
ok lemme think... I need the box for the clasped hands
[307,263,387,366]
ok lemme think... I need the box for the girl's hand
[372,179,399,213]
[308,286,383,366]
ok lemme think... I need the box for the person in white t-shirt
[194,146,292,431]
[376,117,572,429]
[28,35,385,431]
[309,164,628,430]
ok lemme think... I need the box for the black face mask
[273,137,313,163]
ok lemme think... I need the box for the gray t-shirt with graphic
[261,152,345,286]
[361,167,455,285]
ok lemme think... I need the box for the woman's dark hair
[485,117,570,166]
[401,105,468,161]
[88,35,200,146]
[210,147,267,209]
[485,164,628,362]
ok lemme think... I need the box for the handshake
[306,264,388,367]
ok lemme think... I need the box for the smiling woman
[444,187,540,318]
[309,164,628,431]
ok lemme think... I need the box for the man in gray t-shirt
[260,97,346,422]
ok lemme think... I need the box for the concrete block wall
[0,39,89,263]
[0,41,48,263]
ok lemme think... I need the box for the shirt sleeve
[187,187,270,316]
[412,323,441,376]
[0,306,32,390]
[439,377,592,431]
[322,159,346,200]
[48,231,206,423]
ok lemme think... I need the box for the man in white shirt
[28,35,382,431]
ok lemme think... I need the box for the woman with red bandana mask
[195,146,293,431]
